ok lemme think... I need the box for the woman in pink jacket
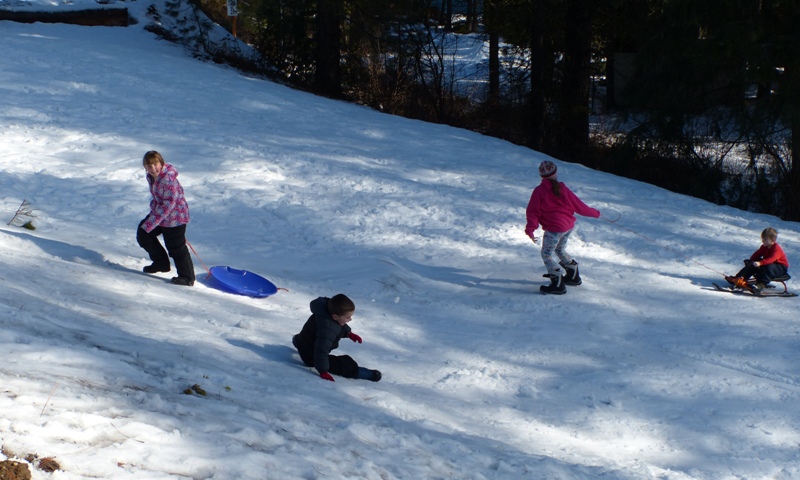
[136,151,195,286]
[525,160,600,295]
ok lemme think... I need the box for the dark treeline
[182,0,799,220]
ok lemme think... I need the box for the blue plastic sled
[208,266,279,298]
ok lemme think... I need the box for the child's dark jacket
[293,297,352,374]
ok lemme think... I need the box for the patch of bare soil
[0,460,31,480]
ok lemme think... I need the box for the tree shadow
[226,338,297,365]
[2,227,107,266]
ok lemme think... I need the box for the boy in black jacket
[292,294,382,382]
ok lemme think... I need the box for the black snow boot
[540,274,566,295]
[170,245,196,286]
[143,262,171,274]
[560,260,582,286]
[170,276,195,286]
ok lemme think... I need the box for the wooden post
[227,0,238,37]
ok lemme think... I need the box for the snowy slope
[1,17,800,480]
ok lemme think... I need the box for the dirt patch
[0,460,31,480]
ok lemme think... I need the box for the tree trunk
[488,32,500,104]
[529,2,547,151]
[466,0,479,33]
[785,62,800,220]
[787,5,800,220]
[558,0,592,161]
[605,48,616,110]
[315,0,342,98]
[484,0,500,105]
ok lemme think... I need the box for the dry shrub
[37,457,60,473]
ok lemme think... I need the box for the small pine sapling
[7,199,37,230]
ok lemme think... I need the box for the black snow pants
[136,217,195,283]
[292,335,360,379]
[735,261,788,284]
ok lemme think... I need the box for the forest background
[158,0,800,221]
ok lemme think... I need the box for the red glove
[348,332,362,344]
[320,372,335,382]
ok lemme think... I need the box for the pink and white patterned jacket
[143,163,190,233]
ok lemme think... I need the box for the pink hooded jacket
[143,163,190,233]
[525,179,599,237]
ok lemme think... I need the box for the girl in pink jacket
[136,151,195,286]
[525,160,600,294]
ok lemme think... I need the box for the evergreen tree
[742,0,800,218]
[250,0,316,85]
[620,0,799,218]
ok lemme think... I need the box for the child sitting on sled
[725,227,789,293]
[292,294,382,383]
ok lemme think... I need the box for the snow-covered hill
[2,17,799,480]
